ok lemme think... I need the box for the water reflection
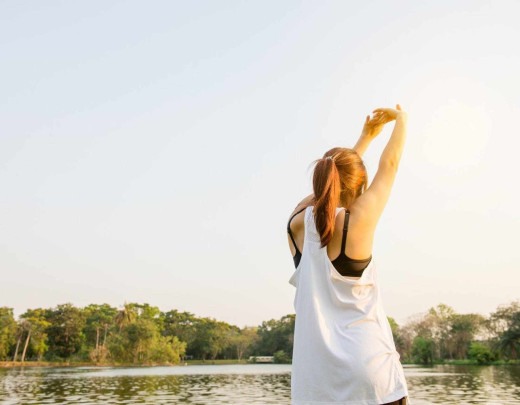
[404,364,520,404]
[0,366,292,404]
[0,364,519,404]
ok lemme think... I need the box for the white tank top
[288,207,410,405]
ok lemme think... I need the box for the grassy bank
[441,359,520,366]
[1,361,183,368]
[1,361,93,368]
[185,359,249,365]
[402,359,520,366]
[0,359,251,368]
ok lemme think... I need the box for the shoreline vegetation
[0,359,250,368]
[1,358,519,369]
[0,301,518,369]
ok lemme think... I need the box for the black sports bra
[287,207,372,277]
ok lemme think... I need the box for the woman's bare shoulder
[287,194,314,232]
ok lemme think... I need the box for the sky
[1,0,519,328]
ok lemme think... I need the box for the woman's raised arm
[354,104,408,227]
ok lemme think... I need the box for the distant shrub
[273,350,291,364]
[411,336,434,364]
[468,342,495,364]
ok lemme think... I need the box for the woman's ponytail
[313,156,341,248]
[311,148,368,248]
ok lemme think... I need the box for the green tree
[84,304,118,363]
[496,311,520,360]
[0,307,17,361]
[19,308,50,361]
[126,318,157,362]
[188,318,231,361]
[255,314,295,358]
[487,301,520,337]
[84,304,118,349]
[108,314,186,364]
[449,313,484,359]
[45,303,86,360]
[388,317,407,357]
[401,311,436,362]
[131,303,163,332]
[149,335,187,364]
[228,326,259,360]
[428,304,455,360]
[162,310,197,351]
[411,336,434,364]
[488,301,520,360]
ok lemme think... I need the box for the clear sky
[1,1,519,328]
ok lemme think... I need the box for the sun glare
[421,100,492,170]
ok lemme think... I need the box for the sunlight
[421,99,492,170]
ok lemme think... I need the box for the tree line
[390,301,520,364]
[0,301,518,365]
[0,302,293,365]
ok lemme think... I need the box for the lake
[0,364,519,404]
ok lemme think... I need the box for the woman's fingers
[372,111,386,120]
[371,105,403,122]
[371,117,386,125]
[373,105,402,113]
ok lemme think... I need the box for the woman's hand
[354,104,406,157]
[360,113,386,139]
[371,104,407,124]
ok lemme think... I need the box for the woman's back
[289,206,409,404]
[288,202,375,277]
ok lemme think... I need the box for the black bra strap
[339,209,350,254]
[287,207,306,252]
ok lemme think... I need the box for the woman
[287,105,410,405]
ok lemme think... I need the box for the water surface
[0,364,519,404]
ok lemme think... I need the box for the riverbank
[402,359,520,366]
[0,358,250,368]
[4,358,518,369]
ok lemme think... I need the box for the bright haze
[1,1,519,327]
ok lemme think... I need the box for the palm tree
[114,303,137,331]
